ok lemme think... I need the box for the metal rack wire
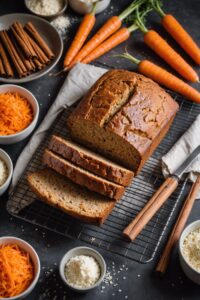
[7,94,200,263]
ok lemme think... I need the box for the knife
[123,145,200,242]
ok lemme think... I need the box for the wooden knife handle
[123,176,179,241]
[156,175,200,275]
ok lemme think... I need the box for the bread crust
[67,70,179,172]
[27,169,115,225]
[49,135,134,186]
[43,150,125,200]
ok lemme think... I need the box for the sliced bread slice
[27,168,115,225]
[49,135,134,186]
[43,149,125,200]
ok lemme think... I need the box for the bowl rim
[75,0,98,3]
[179,220,200,275]
[0,236,41,300]
[59,246,106,291]
[0,149,13,190]
[0,13,63,84]
[0,84,39,140]
[25,0,68,18]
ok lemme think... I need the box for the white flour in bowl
[28,0,63,16]
[182,227,200,272]
[0,158,8,186]
[64,255,100,288]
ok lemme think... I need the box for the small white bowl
[69,0,111,15]
[0,236,40,299]
[0,149,13,196]
[25,0,68,20]
[179,220,200,285]
[59,246,106,293]
[0,85,39,145]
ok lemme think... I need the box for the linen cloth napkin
[10,63,107,192]
[162,114,200,197]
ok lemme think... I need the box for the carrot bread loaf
[67,70,179,172]
[27,169,115,225]
[43,149,125,200]
[49,135,134,186]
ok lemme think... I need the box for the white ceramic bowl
[0,85,39,145]
[179,220,200,285]
[0,149,13,196]
[0,236,40,299]
[25,0,68,20]
[59,246,106,293]
[69,0,111,15]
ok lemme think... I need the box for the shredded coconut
[182,227,200,271]
[64,255,100,288]
[0,158,8,186]
[27,0,63,16]
[51,15,71,38]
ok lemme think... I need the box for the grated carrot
[0,244,34,298]
[0,92,33,136]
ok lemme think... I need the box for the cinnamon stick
[10,25,33,59]
[156,175,200,275]
[0,57,6,76]
[0,41,14,77]
[29,58,36,71]
[33,58,43,70]
[0,30,27,77]
[25,31,50,65]
[123,176,179,241]
[13,22,37,58]
[25,22,54,59]
[10,31,33,73]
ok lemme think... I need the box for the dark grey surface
[0,0,200,299]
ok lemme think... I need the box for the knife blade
[174,145,200,179]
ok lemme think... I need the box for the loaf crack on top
[67,70,179,172]
[85,70,137,126]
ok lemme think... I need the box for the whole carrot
[119,52,200,103]
[63,3,97,68]
[74,5,152,67]
[135,7,199,82]
[151,0,200,65]
[82,24,138,65]
[69,0,146,68]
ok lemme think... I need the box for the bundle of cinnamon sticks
[0,21,55,78]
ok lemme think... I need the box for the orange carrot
[63,8,96,68]
[69,0,146,67]
[135,7,199,82]
[119,52,200,103]
[82,26,136,65]
[0,244,34,298]
[71,16,121,65]
[151,0,200,65]
[144,30,199,82]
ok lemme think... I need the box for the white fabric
[162,114,200,184]
[10,63,107,192]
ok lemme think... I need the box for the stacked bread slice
[27,135,134,224]
[27,169,116,224]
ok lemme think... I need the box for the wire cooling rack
[7,94,200,263]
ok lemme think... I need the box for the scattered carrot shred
[0,92,33,136]
[0,244,34,298]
